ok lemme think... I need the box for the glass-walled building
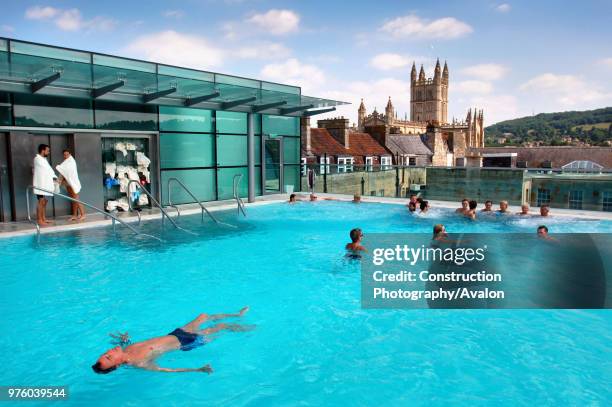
[0,38,345,221]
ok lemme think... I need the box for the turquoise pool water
[1,201,611,406]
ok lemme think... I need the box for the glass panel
[0,48,8,79]
[253,113,262,134]
[9,53,92,88]
[255,166,262,196]
[0,92,10,125]
[283,136,300,164]
[0,39,6,51]
[217,167,248,199]
[158,65,214,82]
[160,133,215,169]
[255,135,261,165]
[159,106,213,133]
[265,138,281,193]
[216,111,247,134]
[161,169,216,205]
[283,165,300,193]
[93,63,156,95]
[11,41,90,63]
[263,115,299,136]
[261,81,300,95]
[93,54,155,73]
[217,135,247,166]
[215,74,260,89]
[13,94,93,128]
[95,101,157,130]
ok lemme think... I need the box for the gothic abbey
[355,59,485,166]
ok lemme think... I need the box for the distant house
[385,134,433,166]
[301,117,391,173]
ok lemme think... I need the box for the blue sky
[1,0,611,125]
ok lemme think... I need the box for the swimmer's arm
[140,362,213,373]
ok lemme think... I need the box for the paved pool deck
[1,193,611,239]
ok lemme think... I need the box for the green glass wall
[159,106,213,133]
[161,169,216,205]
[263,115,299,136]
[13,94,93,128]
[160,133,215,168]
[94,101,156,131]
[216,111,247,134]
[0,92,10,125]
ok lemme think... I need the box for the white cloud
[380,14,473,40]
[370,53,428,71]
[248,9,300,35]
[260,58,325,94]
[520,73,612,108]
[163,10,184,19]
[25,6,59,20]
[496,4,511,13]
[24,6,115,32]
[454,80,493,94]
[125,31,225,70]
[460,63,508,81]
[452,94,520,125]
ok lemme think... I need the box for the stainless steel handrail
[26,185,160,241]
[126,180,196,235]
[233,174,246,217]
[167,178,236,228]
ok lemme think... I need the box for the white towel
[33,154,57,196]
[105,162,117,177]
[56,156,82,194]
[136,152,151,167]
[115,142,127,157]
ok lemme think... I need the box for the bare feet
[69,216,77,221]
[78,215,86,222]
[239,306,249,317]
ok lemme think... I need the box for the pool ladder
[25,185,161,241]
[233,174,246,217]
[126,180,196,235]
[166,177,236,228]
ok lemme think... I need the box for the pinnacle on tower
[434,58,441,82]
[411,62,417,82]
[442,61,449,84]
[358,98,366,112]
[418,64,425,81]
[386,96,393,110]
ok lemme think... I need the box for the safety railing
[233,174,246,217]
[166,177,236,228]
[126,180,196,236]
[26,185,160,241]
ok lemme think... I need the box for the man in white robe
[56,149,85,220]
[33,144,57,226]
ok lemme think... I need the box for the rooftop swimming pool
[1,201,611,405]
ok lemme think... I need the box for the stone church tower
[410,59,449,124]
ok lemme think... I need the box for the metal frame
[25,185,160,241]
[167,177,236,227]
[126,179,195,235]
[233,174,246,216]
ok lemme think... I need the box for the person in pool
[481,200,494,213]
[517,204,531,216]
[419,200,430,214]
[539,204,551,217]
[346,228,366,252]
[498,200,510,214]
[407,201,417,213]
[432,224,448,241]
[537,225,555,241]
[466,200,478,220]
[352,194,361,203]
[92,307,251,374]
[309,193,336,202]
[455,198,470,215]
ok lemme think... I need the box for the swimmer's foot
[199,364,213,374]
[238,306,249,317]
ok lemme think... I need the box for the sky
[1,0,611,125]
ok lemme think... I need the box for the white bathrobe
[56,156,82,194]
[33,154,57,196]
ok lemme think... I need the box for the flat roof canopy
[0,38,348,116]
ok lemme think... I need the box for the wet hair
[92,362,117,374]
[537,225,548,233]
[461,198,469,204]
[420,200,429,211]
[416,197,424,204]
[349,228,362,242]
[38,144,49,154]
[540,204,549,209]
[433,224,445,237]
[485,200,493,205]
[289,193,296,201]
[469,200,477,210]
[408,202,416,212]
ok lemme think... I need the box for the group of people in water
[450,196,551,220]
